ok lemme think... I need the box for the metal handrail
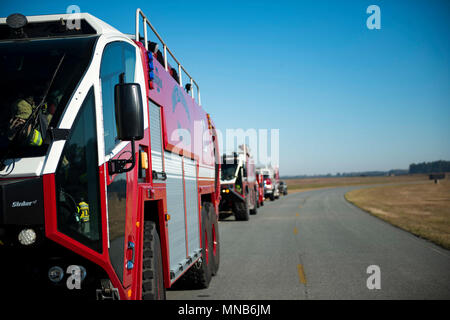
[135,8,201,105]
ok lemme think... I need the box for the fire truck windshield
[0,36,98,160]
[221,163,238,181]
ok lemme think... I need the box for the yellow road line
[297,264,307,284]
[293,227,298,235]
[296,213,299,217]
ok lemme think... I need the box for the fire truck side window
[55,87,102,252]
[100,41,136,155]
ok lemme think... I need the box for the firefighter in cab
[78,199,90,234]
[7,88,59,146]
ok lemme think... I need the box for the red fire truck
[219,146,258,220]
[260,166,280,201]
[0,9,220,300]
[255,170,265,207]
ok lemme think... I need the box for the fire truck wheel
[250,197,258,215]
[206,202,220,276]
[142,221,166,300]
[198,207,213,286]
[234,201,250,221]
[256,192,260,208]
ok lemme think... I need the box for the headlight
[18,228,36,246]
[48,266,64,283]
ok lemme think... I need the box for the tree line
[282,160,450,179]
[409,160,450,174]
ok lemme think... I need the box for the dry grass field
[284,174,428,192]
[345,177,450,249]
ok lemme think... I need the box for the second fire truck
[219,146,258,221]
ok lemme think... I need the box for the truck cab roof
[0,13,123,41]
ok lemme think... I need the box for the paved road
[167,186,450,300]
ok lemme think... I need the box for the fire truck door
[99,41,139,289]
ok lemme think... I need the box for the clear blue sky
[1,0,449,176]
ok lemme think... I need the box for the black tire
[176,207,212,289]
[270,193,275,201]
[234,200,249,221]
[256,188,260,208]
[142,221,166,300]
[250,194,258,215]
[205,202,220,276]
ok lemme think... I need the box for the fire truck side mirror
[114,83,144,141]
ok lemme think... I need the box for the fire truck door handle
[126,241,135,270]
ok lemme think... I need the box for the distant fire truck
[0,9,220,300]
[259,166,280,201]
[219,146,258,220]
[255,170,265,207]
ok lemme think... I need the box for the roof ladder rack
[135,8,201,105]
